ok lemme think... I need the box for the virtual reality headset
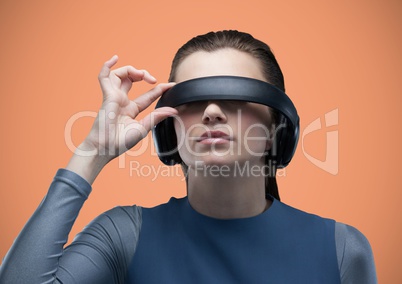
[152,76,299,168]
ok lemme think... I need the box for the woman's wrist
[65,141,110,185]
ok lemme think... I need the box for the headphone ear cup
[153,117,182,165]
[270,114,299,168]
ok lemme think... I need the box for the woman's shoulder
[93,205,143,234]
[275,200,377,282]
[103,204,142,219]
[335,222,377,283]
[71,205,143,265]
[335,222,372,252]
[95,196,184,230]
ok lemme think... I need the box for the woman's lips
[196,131,232,144]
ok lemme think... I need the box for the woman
[0,30,376,283]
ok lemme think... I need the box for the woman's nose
[202,101,227,124]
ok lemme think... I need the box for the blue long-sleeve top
[0,169,377,283]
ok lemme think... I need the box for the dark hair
[169,30,285,200]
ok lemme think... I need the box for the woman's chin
[186,155,255,169]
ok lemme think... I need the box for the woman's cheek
[241,119,270,156]
[174,118,196,164]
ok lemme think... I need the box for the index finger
[132,82,176,114]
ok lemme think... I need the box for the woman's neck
[186,165,271,219]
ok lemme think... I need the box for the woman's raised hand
[66,56,177,183]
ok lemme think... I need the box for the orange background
[1,0,401,282]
